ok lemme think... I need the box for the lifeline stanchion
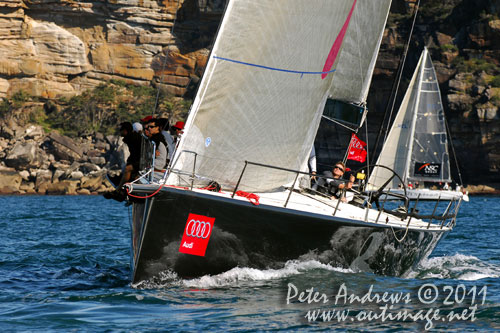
[333,195,341,216]
[284,172,300,208]
[427,195,442,229]
[375,188,391,223]
[440,197,455,229]
[232,161,248,198]
[405,193,420,229]
[190,153,197,191]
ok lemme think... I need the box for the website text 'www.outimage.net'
[286,282,487,330]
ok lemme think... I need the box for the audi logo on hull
[179,213,215,257]
[186,219,211,239]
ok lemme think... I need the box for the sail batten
[169,0,392,191]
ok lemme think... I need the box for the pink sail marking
[321,0,357,79]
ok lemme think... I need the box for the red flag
[347,133,367,163]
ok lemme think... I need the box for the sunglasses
[144,125,157,130]
[334,166,344,172]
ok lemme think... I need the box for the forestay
[168,0,391,192]
[369,47,452,190]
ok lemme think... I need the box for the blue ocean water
[0,195,498,331]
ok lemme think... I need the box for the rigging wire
[371,0,421,164]
[383,0,421,144]
[444,116,465,186]
[152,0,181,118]
[364,116,370,185]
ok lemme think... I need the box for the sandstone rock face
[367,0,500,186]
[0,170,22,193]
[35,169,53,191]
[46,180,79,195]
[4,142,43,169]
[0,0,220,99]
[80,173,105,192]
[0,0,499,192]
[24,125,45,140]
[47,132,83,161]
[0,121,119,194]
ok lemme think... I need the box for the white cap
[132,122,143,132]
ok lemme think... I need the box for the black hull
[131,187,447,283]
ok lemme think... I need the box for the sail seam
[213,56,336,76]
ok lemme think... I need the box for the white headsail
[328,0,392,104]
[169,0,392,192]
[369,47,452,190]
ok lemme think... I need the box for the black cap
[120,122,133,133]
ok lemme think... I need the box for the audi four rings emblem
[186,219,211,239]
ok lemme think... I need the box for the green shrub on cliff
[452,56,497,74]
[28,107,51,133]
[440,44,458,52]
[12,90,31,108]
[490,75,500,88]
[2,82,191,137]
[42,82,190,136]
[47,84,124,136]
[93,83,117,104]
[420,1,456,21]
[0,98,10,117]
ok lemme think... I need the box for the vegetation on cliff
[368,0,500,185]
[0,82,191,137]
[0,0,499,189]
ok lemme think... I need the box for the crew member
[313,161,354,201]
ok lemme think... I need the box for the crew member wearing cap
[171,121,184,145]
[140,115,153,124]
[313,161,354,201]
[132,122,143,133]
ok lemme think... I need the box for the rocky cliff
[0,122,125,194]
[0,0,223,99]
[0,0,499,193]
[368,0,500,188]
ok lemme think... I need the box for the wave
[183,260,352,289]
[133,260,352,289]
[133,253,500,289]
[405,253,500,280]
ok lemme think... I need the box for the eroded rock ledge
[0,121,127,195]
[1,121,498,196]
[0,0,221,99]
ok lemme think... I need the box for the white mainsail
[369,47,452,190]
[169,0,391,192]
